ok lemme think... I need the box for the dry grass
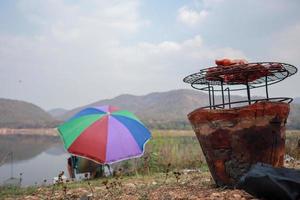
[152,130,195,138]
[286,130,300,159]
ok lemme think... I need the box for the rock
[182,169,201,175]
[211,192,220,197]
[80,194,92,200]
[233,193,241,198]
[87,193,93,197]
[203,178,211,182]
[78,189,88,193]
[125,183,136,188]
[284,154,295,162]
[95,186,105,190]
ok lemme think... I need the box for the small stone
[211,192,220,197]
[80,195,90,200]
[78,189,88,193]
[233,194,241,198]
[125,183,136,188]
[87,193,93,197]
[95,186,105,190]
[152,181,157,185]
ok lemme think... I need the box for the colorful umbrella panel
[58,105,151,164]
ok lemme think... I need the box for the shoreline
[0,128,58,136]
[0,128,299,137]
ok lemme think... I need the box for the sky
[0,0,300,110]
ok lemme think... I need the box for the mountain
[48,108,68,118]
[59,89,247,129]
[288,103,300,129]
[292,97,300,104]
[2,90,300,130]
[0,98,59,128]
[56,89,300,130]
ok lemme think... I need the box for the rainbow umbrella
[57,105,151,164]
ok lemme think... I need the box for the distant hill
[48,108,68,118]
[58,89,247,129]
[288,103,300,129]
[2,90,300,130]
[0,98,59,128]
[55,89,300,130]
[293,97,300,104]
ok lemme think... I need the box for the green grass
[0,186,36,198]
[286,130,300,159]
[118,130,205,174]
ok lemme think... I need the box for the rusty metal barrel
[188,101,289,186]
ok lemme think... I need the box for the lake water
[0,135,69,187]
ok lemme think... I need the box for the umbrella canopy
[57,105,151,164]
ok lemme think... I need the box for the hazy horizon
[2,87,298,112]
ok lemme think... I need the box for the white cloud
[202,0,224,8]
[17,0,142,42]
[177,6,209,27]
[262,23,300,98]
[177,0,224,27]
[0,0,246,109]
[268,24,300,64]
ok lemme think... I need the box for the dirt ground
[3,159,300,200]
[3,171,256,200]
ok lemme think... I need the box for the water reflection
[0,135,69,187]
[0,135,62,162]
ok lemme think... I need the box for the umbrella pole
[106,164,112,176]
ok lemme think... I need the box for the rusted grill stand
[183,62,297,187]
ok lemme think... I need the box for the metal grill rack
[183,62,297,109]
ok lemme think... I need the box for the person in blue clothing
[67,156,78,179]
[67,155,111,179]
